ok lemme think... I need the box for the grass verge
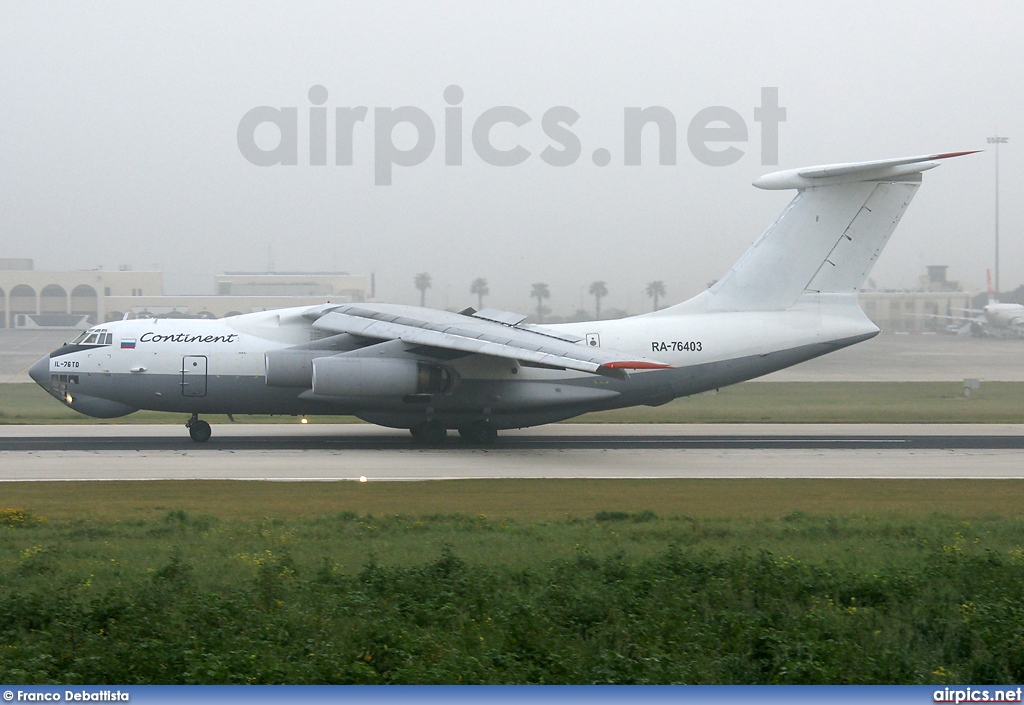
[2,478,1024,522]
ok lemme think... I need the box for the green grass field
[2,479,1024,684]
[3,380,1024,424]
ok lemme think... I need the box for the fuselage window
[71,331,90,344]
[83,333,99,345]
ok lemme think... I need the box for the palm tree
[414,272,432,307]
[589,280,608,319]
[470,277,489,310]
[646,280,666,311]
[530,283,550,322]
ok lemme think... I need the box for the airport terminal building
[0,259,367,328]
[858,266,976,334]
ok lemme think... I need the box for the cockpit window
[73,329,111,346]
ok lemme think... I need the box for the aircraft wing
[916,312,984,324]
[307,304,672,378]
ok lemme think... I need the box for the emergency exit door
[181,355,208,397]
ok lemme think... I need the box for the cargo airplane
[30,152,973,444]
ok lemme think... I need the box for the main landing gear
[410,420,447,446]
[458,420,498,446]
[410,419,498,446]
[186,413,211,443]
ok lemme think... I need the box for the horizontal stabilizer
[754,151,978,190]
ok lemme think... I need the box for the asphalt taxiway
[1,423,1022,481]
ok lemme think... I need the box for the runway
[1,423,1023,481]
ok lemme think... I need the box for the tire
[412,421,447,446]
[189,419,212,442]
[461,420,498,445]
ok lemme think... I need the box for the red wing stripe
[600,361,673,370]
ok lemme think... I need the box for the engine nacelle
[265,350,318,388]
[265,333,371,388]
[312,357,450,397]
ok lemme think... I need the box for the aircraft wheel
[412,421,447,446]
[188,419,212,443]
[460,420,497,445]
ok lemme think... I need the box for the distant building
[920,265,960,292]
[0,260,163,329]
[215,272,365,299]
[0,261,368,328]
[858,266,976,333]
[858,291,974,333]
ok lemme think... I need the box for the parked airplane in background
[980,302,1024,333]
[30,151,974,444]
[936,271,1024,337]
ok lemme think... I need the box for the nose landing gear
[186,413,212,442]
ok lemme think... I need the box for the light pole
[987,136,1009,297]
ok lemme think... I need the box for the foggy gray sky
[2,1,1022,315]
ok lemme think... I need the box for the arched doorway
[40,284,68,314]
[9,285,36,328]
[71,284,98,324]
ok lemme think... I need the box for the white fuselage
[984,302,1024,330]
[31,294,877,429]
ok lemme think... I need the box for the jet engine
[311,357,451,397]
[265,350,320,388]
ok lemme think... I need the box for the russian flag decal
[121,339,136,349]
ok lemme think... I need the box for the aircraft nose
[29,355,50,386]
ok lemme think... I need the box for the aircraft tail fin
[701,151,976,312]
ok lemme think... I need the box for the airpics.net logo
[237,85,786,185]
